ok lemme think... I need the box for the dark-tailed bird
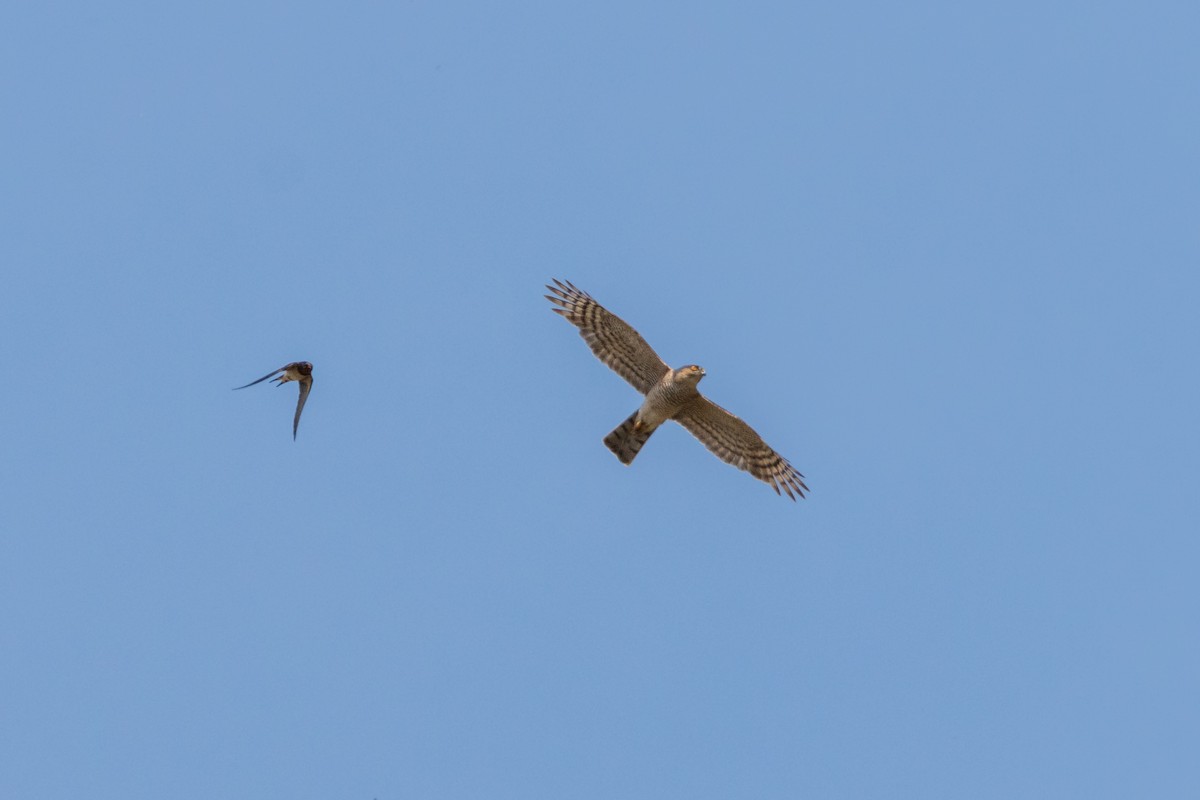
[234,361,314,440]
[547,280,807,499]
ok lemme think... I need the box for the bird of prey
[234,361,314,440]
[546,279,807,500]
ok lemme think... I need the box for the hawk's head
[674,364,706,385]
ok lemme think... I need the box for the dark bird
[234,361,314,440]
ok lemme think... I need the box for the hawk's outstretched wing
[675,396,808,500]
[546,279,670,395]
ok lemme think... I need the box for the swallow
[234,361,314,440]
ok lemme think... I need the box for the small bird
[234,361,314,440]
[547,279,807,499]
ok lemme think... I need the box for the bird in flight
[546,280,807,500]
[234,361,314,440]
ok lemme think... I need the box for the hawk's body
[604,365,705,464]
[546,280,807,500]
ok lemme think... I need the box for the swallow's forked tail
[604,411,656,465]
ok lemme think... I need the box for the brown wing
[675,396,808,500]
[546,279,670,395]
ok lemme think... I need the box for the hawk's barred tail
[604,411,656,465]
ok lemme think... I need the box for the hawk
[234,361,314,440]
[546,280,807,499]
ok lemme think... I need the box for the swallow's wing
[234,367,284,390]
[292,376,313,439]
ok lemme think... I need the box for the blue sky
[2,1,1198,797]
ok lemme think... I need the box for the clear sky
[2,1,1197,797]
